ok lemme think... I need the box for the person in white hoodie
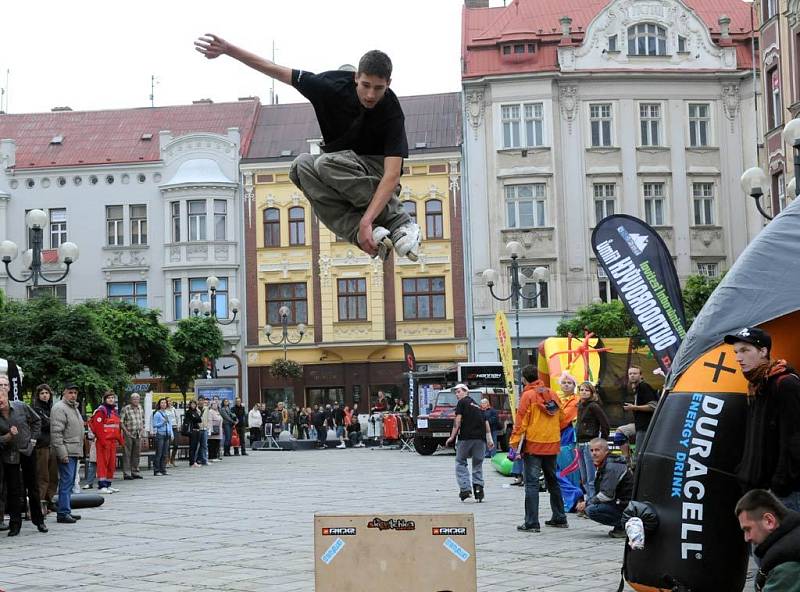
[248,404,263,445]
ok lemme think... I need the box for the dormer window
[503,45,511,55]
[608,34,618,52]
[628,23,667,56]
[501,43,536,57]
[678,35,688,53]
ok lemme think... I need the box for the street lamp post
[0,209,79,286]
[189,275,241,378]
[740,166,773,220]
[482,241,549,393]
[265,305,306,361]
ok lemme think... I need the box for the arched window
[425,199,443,239]
[402,200,417,225]
[263,208,280,247]
[628,23,667,56]
[289,206,305,246]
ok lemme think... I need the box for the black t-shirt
[455,396,486,441]
[291,69,408,157]
[632,381,659,432]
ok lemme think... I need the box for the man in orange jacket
[509,364,567,532]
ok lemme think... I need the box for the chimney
[465,0,489,7]
[560,16,573,39]
[719,15,731,39]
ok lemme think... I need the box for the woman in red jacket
[89,390,125,495]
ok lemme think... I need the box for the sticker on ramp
[321,537,345,565]
[443,537,470,562]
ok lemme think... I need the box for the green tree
[167,316,224,400]
[556,300,639,338]
[0,296,127,408]
[682,273,725,325]
[83,300,177,378]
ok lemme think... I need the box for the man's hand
[60,456,69,464]
[623,403,635,412]
[445,436,455,447]
[576,500,586,513]
[195,34,230,59]
[357,220,378,257]
[486,436,494,450]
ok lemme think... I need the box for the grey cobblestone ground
[1,447,634,591]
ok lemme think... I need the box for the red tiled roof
[463,0,755,79]
[0,101,261,170]
[244,92,462,161]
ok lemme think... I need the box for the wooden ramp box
[314,513,477,592]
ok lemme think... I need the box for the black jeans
[235,423,247,453]
[208,439,221,460]
[316,426,327,447]
[523,454,565,528]
[189,431,201,465]
[1,462,23,527]
[20,453,44,525]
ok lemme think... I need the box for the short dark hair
[735,489,788,521]
[521,364,538,383]
[357,50,392,80]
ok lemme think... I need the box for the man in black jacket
[231,397,248,456]
[575,437,633,538]
[313,407,327,449]
[735,489,800,591]
[725,327,800,511]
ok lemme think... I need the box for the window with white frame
[173,278,182,321]
[697,262,719,278]
[643,182,666,226]
[171,202,181,242]
[49,208,67,248]
[106,205,124,246]
[589,103,613,147]
[778,173,787,213]
[505,184,546,228]
[628,23,667,56]
[130,204,147,245]
[107,281,147,308]
[688,103,711,147]
[597,267,618,303]
[692,183,715,225]
[518,265,549,309]
[639,103,662,146]
[190,276,229,317]
[501,102,544,148]
[188,200,207,241]
[214,199,227,241]
[770,69,782,129]
[593,183,616,224]
[28,284,67,303]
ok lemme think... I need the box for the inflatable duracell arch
[623,196,800,592]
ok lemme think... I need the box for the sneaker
[132,474,143,479]
[516,523,540,533]
[459,489,472,501]
[391,222,421,261]
[81,484,93,490]
[372,226,393,261]
[98,487,113,494]
[609,527,627,538]
[336,443,346,449]
[191,463,200,468]
[473,484,485,502]
[544,519,569,529]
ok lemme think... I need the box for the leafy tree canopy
[556,300,639,339]
[167,316,224,395]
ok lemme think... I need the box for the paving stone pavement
[1,447,638,592]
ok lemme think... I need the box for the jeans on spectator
[208,438,221,460]
[170,427,179,460]
[57,457,78,516]
[223,423,233,454]
[455,439,486,491]
[1,461,23,527]
[577,442,597,500]
[83,461,96,487]
[154,435,169,474]
[512,458,524,477]
[349,431,363,446]
[585,501,625,528]
[235,423,247,453]
[316,426,327,447]
[20,453,44,525]
[189,431,201,465]
[778,490,800,512]
[199,430,209,464]
[522,454,565,528]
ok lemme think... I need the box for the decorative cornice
[721,84,740,132]
[559,86,579,134]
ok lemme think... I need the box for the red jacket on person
[89,404,125,446]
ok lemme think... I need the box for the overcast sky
[0,0,506,114]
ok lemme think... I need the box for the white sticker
[443,537,470,562]
[417,418,429,429]
[321,537,345,565]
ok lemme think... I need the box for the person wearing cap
[50,383,84,523]
[724,327,800,511]
[445,384,493,502]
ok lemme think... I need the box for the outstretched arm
[195,34,292,85]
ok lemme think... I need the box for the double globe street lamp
[190,275,240,379]
[482,240,549,390]
[740,118,800,220]
[265,305,306,361]
[0,209,79,286]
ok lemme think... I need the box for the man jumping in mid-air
[195,34,421,261]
